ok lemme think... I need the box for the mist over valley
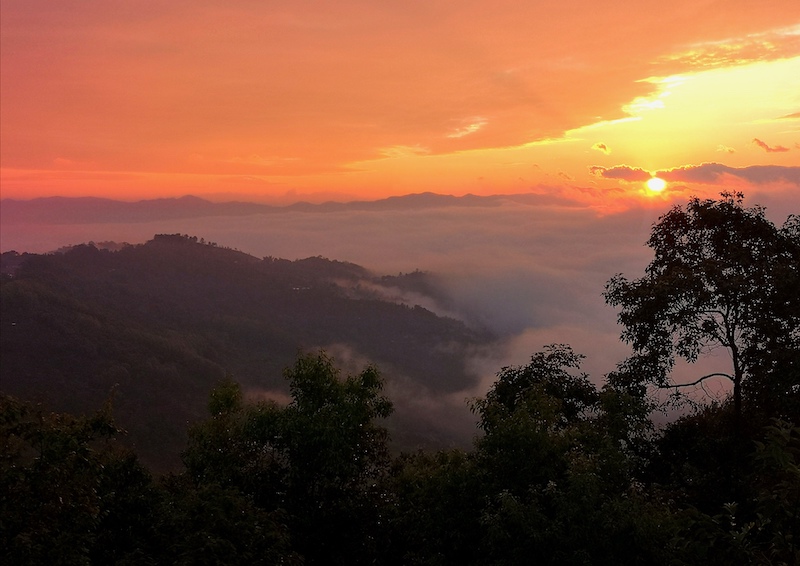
[2,191,793,467]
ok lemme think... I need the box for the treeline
[2,348,798,565]
[2,193,798,564]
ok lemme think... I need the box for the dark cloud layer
[659,163,800,185]
[589,165,651,181]
[590,163,800,187]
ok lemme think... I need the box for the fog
[5,193,784,443]
[2,199,661,376]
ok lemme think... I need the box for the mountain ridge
[1,191,577,224]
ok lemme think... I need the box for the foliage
[382,449,485,565]
[474,344,598,434]
[671,420,800,565]
[469,344,676,565]
[0,393,156,565]
[183,351,394,564]
[155,475,299,566]
[472,345,596,494]
[748,421,800,564]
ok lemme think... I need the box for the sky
[1,2,799,433]
[1,0,799,210]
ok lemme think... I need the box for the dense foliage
[2,195,798,564]
[3,351,797,564]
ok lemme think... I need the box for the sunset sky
[2,1,799,209]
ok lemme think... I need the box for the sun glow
[646,177,667,192]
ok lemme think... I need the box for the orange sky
[1,1,799,209]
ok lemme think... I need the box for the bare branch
[667,372,733,389]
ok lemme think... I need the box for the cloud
[5,1,799,199]
[592,142,611,155]
[446,117,488,139]
[574,186,626,196]
[658,163,800,185]
[661,25,800,70]
[752,138,790,153]
[780,112,800,120]
[589,165,651,182]
[379,145,431,158]
[716,145,736,154]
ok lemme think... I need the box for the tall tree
[604,192,800,420]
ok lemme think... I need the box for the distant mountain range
[1,192,574,224]
[1,235,496,471]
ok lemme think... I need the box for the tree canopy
[183,352,394,565]
[605,192,800,421]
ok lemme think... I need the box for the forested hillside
[1,234,493,470]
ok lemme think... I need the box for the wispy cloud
[716,145,736,154]
[661,25,800,70]
[446,117,488,139]
[752,138,790,153]
[379,145,431,158]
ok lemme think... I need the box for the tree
[278,352,394,564]
[182,352,394,565]
[472,344,599,494]
[604,192,800,421]
[473,344,598,435]
[469,345,675,565]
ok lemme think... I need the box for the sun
[646,176,667,192]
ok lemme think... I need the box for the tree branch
[667,372,733,389]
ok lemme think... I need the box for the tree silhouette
[605,192,800,422]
